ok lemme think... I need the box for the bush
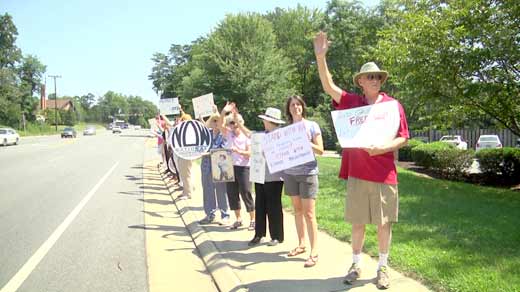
[411,141,474,179]
[412,142,454,168]
[476,148,520,185]
[398,138,425,161]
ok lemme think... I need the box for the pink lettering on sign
[349,115,368,126]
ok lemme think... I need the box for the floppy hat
[258,107,285,124]
[353,62,388,88]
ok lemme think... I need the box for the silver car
[476,135,502,152]
[83,125,96,136]
[0,128,20,146]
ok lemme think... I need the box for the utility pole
[48,75,61,131]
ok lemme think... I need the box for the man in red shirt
[313,31,409,289]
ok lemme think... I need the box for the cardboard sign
[192,93,215,118]
[249,133,266,184]
[159,97,180,115]
[262,122,315,173]
[169,120,213,160]
[210,149,235,183]
[331,100,400,148]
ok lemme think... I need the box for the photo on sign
[210,149,235,183]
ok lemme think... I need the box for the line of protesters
[153,31,409,289]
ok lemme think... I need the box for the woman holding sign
[219,102,255,231]
[198,110,231,225]
[284,95,324,268]
[248,107,285,247]
[314,31,409,289]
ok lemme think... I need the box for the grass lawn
[282,157,520,292]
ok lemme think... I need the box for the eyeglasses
[366,74,383,81]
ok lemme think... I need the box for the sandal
[304,255,319,268]
[287,246,306,257]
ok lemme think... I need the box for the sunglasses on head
[229,121,236,125]
[366,74,383,81]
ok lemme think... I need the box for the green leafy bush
[398,138,425,161]
[411,142,454,168]
[476,148,520,184]
[411,142,474,179]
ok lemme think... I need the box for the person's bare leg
[302,198,318,256]
[290,196,306,248]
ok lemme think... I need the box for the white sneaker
[219,216,231,226]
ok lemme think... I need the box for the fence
[411,128,520,149]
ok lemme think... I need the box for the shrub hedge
[476,148,520,185]
[398,138,425,161]
[411,142,474,179]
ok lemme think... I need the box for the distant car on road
[134,125,142,130]
[0,128,20,146]
[112,126,122,134]
[476,135,502,151]
[83,125,96,136]
[61,127,77,138]
[439,135,468,150]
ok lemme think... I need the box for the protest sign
[262,122,314,173]
[331,100,400,148]
[249,133,266,184]
[159,97,180,115]
[210,149,235,183]
[192,93,214,118]
[169,120,212,160]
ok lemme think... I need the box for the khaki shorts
[345,177,398,225]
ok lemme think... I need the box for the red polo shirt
[333,91,409,184]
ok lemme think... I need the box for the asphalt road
[0,129,152,292]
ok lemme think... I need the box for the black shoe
[248,236,262,246]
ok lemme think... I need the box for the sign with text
[262,122,314,173]
[249,133,266,184]
[169,120,212,160]
[159,97,180,115]
[192,93,215,118]
[331,100,400,148]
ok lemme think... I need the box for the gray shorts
[284,174,318,199]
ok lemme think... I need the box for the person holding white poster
[314,31,409,289]
[248,107,285,247]
[284,95,324,268]
[198,110,230,226]
[219,102,255,231]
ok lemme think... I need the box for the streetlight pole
[48,75,61,131]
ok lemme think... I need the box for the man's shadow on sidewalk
[229,277,374,292]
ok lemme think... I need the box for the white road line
[1,161,120,292]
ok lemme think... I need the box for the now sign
[169,120,212,160]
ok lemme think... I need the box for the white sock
[378,253,389,269]
[352,253,361,265]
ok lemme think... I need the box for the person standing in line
[284,95,324,268]
[176,111,195,200]
[313,31,409,289]
[198,110,231,225]
[248,107,285,247]
[218,102,256,231]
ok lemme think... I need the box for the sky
[2,0,379,105]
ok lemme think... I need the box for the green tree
[375,0,520,135]
[0,13,22,69]
[197,13,295,127]
[266,5,325,105]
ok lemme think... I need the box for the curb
[159,168,248,292]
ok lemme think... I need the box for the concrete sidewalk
[160,161,431,292]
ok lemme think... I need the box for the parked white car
[439,135,468,150]
[0,128,20,146]
[476,135,502,152]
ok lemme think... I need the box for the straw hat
[353,62,388,88]
[258,107,285,124]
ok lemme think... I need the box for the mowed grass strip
[281,157,520,292]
